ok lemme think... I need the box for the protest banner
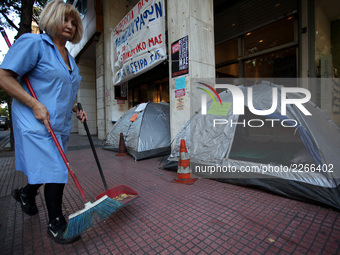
[112,0,166,85]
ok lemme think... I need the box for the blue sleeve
[0,33,42,77]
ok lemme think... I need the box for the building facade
[67,0,340,140]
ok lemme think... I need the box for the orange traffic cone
[174,139,196,184]
[117,132,128,156]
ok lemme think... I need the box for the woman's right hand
[31,99,51,132]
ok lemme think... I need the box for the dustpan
[96,185,139,204]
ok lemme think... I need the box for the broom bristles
[63,195,123,239]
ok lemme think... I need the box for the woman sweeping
[0,0,87,244]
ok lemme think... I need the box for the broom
[0,27,123,239]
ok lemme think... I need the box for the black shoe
[12,188,38,216]
[47,215,81,244]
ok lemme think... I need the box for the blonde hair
[39,0,83,44]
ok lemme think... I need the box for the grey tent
[163,81,340,210]
[103,102,171,160]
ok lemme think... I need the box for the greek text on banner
[111,0,166,85]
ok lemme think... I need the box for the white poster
[111,0,166,85]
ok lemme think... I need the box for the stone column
[102,0,127,138]
[167,0,215,140]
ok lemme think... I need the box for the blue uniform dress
[0,33,82,184]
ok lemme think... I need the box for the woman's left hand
[76,108,88,123]
[73,105,88,123]
[72,103,88,123]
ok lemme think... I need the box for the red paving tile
[0,134,340,254]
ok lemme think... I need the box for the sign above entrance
[112,0,166,85]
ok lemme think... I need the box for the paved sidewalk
[0,134,339,255]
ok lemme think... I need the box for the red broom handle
[1,28,88,202]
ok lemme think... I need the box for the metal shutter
[214,0,298,45]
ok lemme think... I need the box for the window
[243,17,295,56]
[215,38,239,77]
[215,16,298,79]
